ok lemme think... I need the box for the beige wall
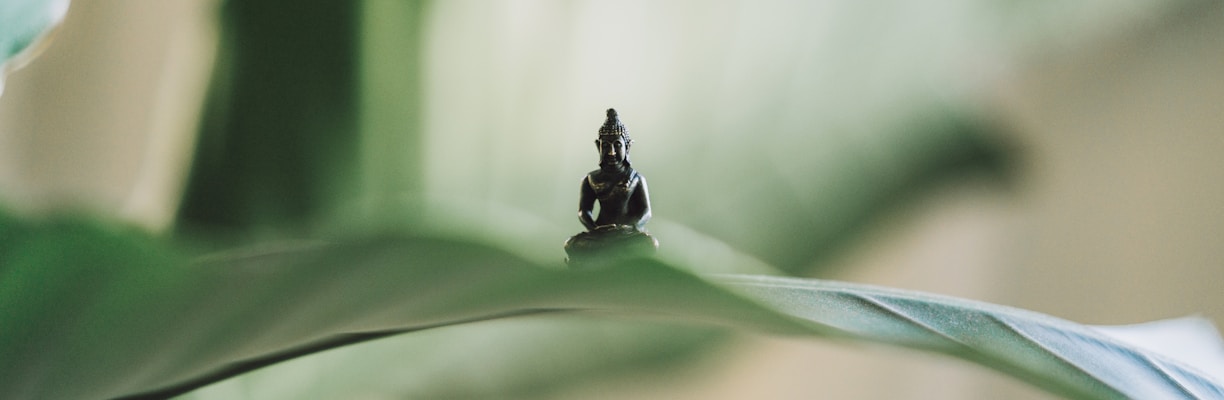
[0,0,213,230]
[1000,3,1224,326]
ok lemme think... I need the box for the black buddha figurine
[565,108,659,267]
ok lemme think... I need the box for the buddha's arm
[578,178,598,231]
[629,176,652,230]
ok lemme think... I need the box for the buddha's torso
[587,168,640,225]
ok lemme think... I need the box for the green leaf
[0,215,190,399]
[182,317,730,400]
[176,1,368,235]
[2,225,1219,399]
[724,275,1224,399]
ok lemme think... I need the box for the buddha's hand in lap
[592,224,636,233]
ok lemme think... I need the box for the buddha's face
[597,136,629,167]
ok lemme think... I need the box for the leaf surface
[724,275,1224,399]
[4,226,1221,399]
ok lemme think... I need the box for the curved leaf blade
[181,317,730,400]
[0,232,806,400]
[723,275,1224,399]
[3,229,1222,399]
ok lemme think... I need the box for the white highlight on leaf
[1093,317,1224,386]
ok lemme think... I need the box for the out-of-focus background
[1,0,1221,398]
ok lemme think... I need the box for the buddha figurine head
[596,108,632,170]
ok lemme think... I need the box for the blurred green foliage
[176,0,1017,273]
[8,0,1216,399]
[177,1,365,237]
[164,2,1016,395]
[0,212,190,399]
[147,0,1020,397]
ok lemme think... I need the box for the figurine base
[564,225,658,269]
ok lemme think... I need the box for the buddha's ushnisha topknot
[598,108,629,139]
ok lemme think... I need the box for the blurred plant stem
[355,1,428,229]
[176,0,429,240]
